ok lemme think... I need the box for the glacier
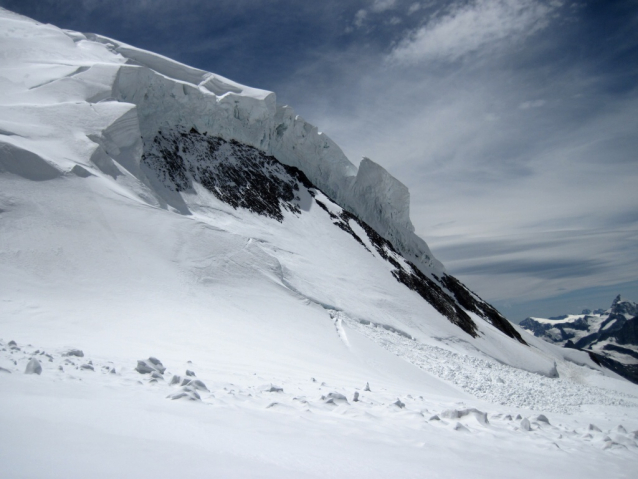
[1,8,638,478]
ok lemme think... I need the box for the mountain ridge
[2,8,638,476]
[520,295,638,383]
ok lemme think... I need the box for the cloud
[371,0,398,13]
[518,99,545,109]
[408,3,422,15]
[353,9,368,28]
[390,0,557,64]
[455,258,607,281]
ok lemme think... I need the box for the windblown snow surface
[1,8,637,478]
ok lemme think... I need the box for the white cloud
[371,0,398,13]
[519,99,546,109]
[407,3,422,15]
[353,9,368,29]
[390,0,556,64]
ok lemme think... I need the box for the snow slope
[1,8,638,477]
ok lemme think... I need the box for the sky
[2,0,637,321]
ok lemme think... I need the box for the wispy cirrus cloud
[390,0,558,64]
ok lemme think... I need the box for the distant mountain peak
[520,295,638,383]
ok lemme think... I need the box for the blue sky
[3,0,637,321]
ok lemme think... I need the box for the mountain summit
[1,8,637,477]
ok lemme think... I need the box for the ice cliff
[0,9,440,273]
[81,30,442,275]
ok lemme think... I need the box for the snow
[0,7,439,275]
[529,315,590,325]
[2,335,638,478]
[1,7,638,477]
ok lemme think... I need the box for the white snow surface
[0,7,439,274]
[1,8,638,477]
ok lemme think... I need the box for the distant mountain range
[520,295,638,383]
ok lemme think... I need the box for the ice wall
[89,34,443,274]
[0,8,442,275]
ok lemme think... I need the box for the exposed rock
[143,130,307,222]
[322,392,348,405]
[135,360,156,374]
[135,357,166,375]
[63,349,84,357]
[441,274,526,344]
[536,414,550,425]
[188,379,209,392]
[147,357,166,374]
[441,409,461,419]
[393,399,406,409]
[167,386,201,401]
[441,408,489,425]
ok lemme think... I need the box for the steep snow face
[141,128,532,345]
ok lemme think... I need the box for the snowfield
[2,333,637,478]
[1,7,637,478]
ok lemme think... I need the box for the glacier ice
[9,18,443,276]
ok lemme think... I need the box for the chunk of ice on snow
[25,358,42,375]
